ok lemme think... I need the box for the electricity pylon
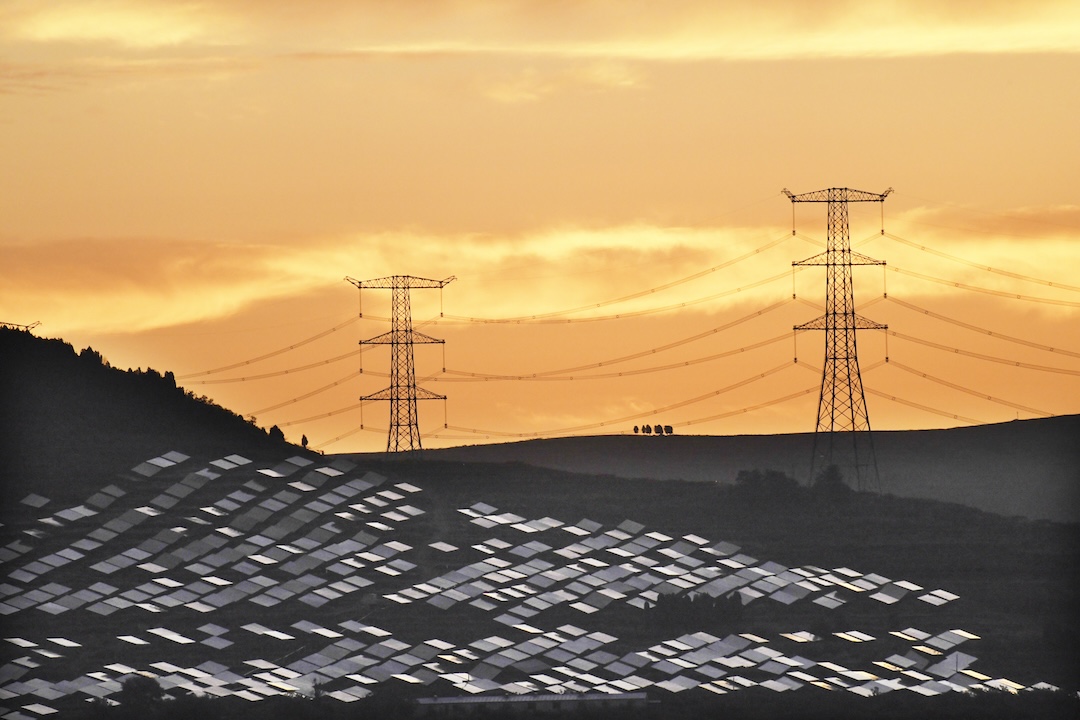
[787,187,890,489]
[345,275,455,453]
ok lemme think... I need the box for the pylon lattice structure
[787,187,890,489]
[346,275,455,453]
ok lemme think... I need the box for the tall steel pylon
[787,187,890,489]
[345,275,455,453]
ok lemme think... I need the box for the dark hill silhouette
[0,327,299,507]
[417,416,1080,523]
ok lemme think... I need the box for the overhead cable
[314,424,384,451]
[442,270,797,325]
[438,360,795,439]
[251,370,361,416]
[277,402,367,428]
[177,316,358,379]
[442,233,793,324]
[886,266,1080,307]
[888,330,1080,376]
[886,359,1053,417]
[864,388,981,425]
[439,299,792,380]
[887,297,1080,359]
[794,359,980,424]
[186,348,365,385]
[883,232,1080,292]
[436,334,790,382]
[678,385,817,427]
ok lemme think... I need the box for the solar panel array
[0,451,1051,714]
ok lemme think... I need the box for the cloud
[0,225,796,336]
[0,237,327,334]
[895,203,1080,240]
[481,61,643,103]
[6,1,1078,60]
[10,1,215,48]
[4,212,1075,339]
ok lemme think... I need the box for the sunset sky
[2,0,1079,453]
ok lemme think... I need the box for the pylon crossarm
[362,386,445,402]
[848,250,886,266]
[793,252,829,267]
[409,331,447,345]
[359,331,395,345]
[852,315,888,330]
[346,275,456,290]
[795,314,887,332]
[783,187,893,203]
[793,251,885,267]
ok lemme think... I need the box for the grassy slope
[417,416,1080,522]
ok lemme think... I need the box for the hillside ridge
[0,327,298,505]
[397,416,1080,523]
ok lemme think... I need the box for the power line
[886,359,1053,417]
[678,385,818,427]
[438,299,792,381]
[436,334,790,383]
[886,265,1080,307]
[886,297,1080,359]
[888,330,1080,376]
[251,370,361,416]
[794,359,982,425]
[440,269,798,325]
[277,402,367,428]
[441,233,794,324]
[314,424,385,452]
[185,348,365,385]
[437,360,796,440]
[177,316,357,379]
[865,388,982,425]
[883,232,1080,293]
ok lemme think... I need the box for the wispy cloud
[6,1,1078,59]
[481,61,644,103]
[10,213,1075,339]
[0,225,792,335]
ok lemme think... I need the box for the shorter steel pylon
[346,275,455,452]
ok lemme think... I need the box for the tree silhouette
[813,464,853,503]
[118,675,164,710]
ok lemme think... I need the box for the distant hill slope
[0,327,298,506]
[415,417,1080,523]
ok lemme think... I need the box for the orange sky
[2,1,1079,453]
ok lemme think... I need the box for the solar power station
[0,450,1053,713]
